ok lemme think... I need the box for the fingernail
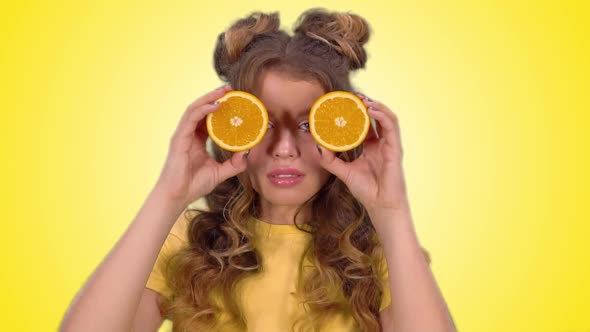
[209,100,220,106]
[243,150,250,159]
[316,144,323,156]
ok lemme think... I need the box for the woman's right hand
[154,85,248,205]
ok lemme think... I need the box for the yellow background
[1,1,588,331]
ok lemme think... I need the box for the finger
[367,100,397,121]
[367,106,401,148]
[357,93,374,104]
[365,117,379,141]
[176,85,228,130]
[217,150,249,182]
[357,95,401,143]
[175,102,220,139]
[175,84,233,137]
[316,145,351,182]
[186,85,230,112]
[355,94,379,141]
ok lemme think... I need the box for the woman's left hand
[316,94,409,212]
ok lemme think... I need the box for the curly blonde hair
[158,8,429,331]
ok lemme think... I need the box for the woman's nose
[271,128,299,158]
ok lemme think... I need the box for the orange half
[309,91,370,152]
[206,91,269,152]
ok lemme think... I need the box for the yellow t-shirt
[146,209,394,331]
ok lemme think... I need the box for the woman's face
[245,69,331,212]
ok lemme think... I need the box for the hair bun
[214,12,280,80]
[294,8,370,70]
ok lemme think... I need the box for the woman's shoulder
[167,200,207,242]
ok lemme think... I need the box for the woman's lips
[267,168,305,187]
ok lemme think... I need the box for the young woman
[60,8,455,332]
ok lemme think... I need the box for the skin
[58,85,246,332]
[317,89,457,332]
[245,69,331,225]
[245,69,456,331]
[59,73,455,332]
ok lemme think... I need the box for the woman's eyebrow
[297,108,311,117]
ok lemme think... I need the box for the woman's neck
[258,204,310,225]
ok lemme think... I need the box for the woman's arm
[59,188,187,332]
[312,92,454,330]
[58,85,245,332]
[370,204,456,332]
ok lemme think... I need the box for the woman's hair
[159,8,424,331]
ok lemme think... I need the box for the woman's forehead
[256,70,325,117]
